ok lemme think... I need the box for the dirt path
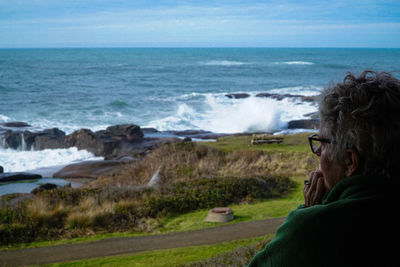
[0,217,285,266]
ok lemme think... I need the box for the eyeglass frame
[308,134,334,155]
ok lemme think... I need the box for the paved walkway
[0,217,285,266]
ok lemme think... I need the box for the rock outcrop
[0,172,42,182]
[0,123,145,159]
[288,119,320,129]
[53,160,129,179]
[31,183,58,194]
[0,122,31,128]
[256,93,318,102]
[34,128,66,150]
[225,93,250,99]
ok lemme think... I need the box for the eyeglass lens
[311,139,321,153]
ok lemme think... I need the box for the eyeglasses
[308,134,333,155]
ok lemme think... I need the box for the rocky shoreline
[0,117,319,194]
[0,117,319,157]
[0,122,234,160]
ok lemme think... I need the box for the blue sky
[0,0,399,48]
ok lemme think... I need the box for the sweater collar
[322,174,389,204]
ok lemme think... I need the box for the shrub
[0,223,30,245]
[91,212,115,230]
[66,212,92,230]
[141,175,295,217]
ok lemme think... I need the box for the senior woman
[248,71,400,267]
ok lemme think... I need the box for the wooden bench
[251,134,284,145]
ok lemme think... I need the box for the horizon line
[1,46,399,49]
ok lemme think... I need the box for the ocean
[1,48,399,174]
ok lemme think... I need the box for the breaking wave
[274,61,314,65]
[200,60,249,66]
[146,92,317,134]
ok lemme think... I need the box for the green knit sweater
[248,175,399,267]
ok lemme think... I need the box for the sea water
[1,48,399,174]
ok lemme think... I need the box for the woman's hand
[303,171,326,207]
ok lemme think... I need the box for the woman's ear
[345,149,360,177]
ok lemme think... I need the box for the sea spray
[147,94,316,133]
[0,147,102,173]
[200,95,285,133]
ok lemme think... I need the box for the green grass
[45,235,273,267]
[202,133,312,153]
[158,175,304,233]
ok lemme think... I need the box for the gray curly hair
[319,70,400,180]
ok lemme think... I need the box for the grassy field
[202,133,311,153]
[3,176,303,251]
[38,177,304,266]
[2,132,316,265]
[158,175,304,234]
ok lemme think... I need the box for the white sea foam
[32,117,117,135]
[200,60,248,66]
[0,147,102,173]
[199,95,285,133]
[274,61,314,65]
[0,114,12,123]
[166,86,321,103]
[148,104,199,131]
[147,93,317,133]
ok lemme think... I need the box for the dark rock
[288,119,320,129]
[141,128,159,134]
[165,130,227,140]
[304,112,320,119]
[1,123,145,159]
[23,130,38,150]
[64,128,120,157]
[169,130,211,136]
[104,124,143,142]
[72,129,118,156]
[301,95,318,102]
[0,166,3,173]
[0,122,31,128]
[113,155,136,162]
[225,93,250,99]
[105,137,172,160]
[0,172,42,182]
[53,160,127,179]
[104,141,139,160]
[256,93,318,102]
[34,128,66,150]
[255,93,271,98]
[256,93,285,100]
[64,129,102,155]
[3,130,22,149]
[31,183,58,194]
[1,128,66,150]
[64,124,144,158]
[182,137,192,142]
